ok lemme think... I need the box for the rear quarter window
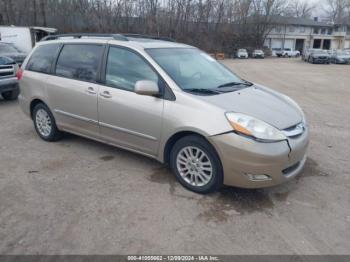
[26,44,60,74]
[55,44,103,82]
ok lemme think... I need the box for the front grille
[0,65,15,78]
[0,65,12,69]
[282,161,300,175]
[282,122,305,138]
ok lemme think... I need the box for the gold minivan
[18,34,309,194]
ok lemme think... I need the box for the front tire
[32,103,63,142]
[170,135,223,194]
[1,88,19,101]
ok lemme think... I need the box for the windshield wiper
[184,88,222,94]
[217,81,252,88]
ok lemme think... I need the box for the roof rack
[40,33,176,43]
[40,33,129,42]
[122,34,175,42]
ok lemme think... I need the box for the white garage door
[284,39,294,49]
[271,39,282,49]
[345,40,350,49]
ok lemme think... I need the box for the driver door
[97,46,164,156]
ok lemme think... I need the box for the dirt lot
[0,58,349,255]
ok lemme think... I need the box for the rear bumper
[0,77,18,92]
[209,128,309,188]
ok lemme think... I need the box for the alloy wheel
[35,109,52,137]
[176,146,213,187]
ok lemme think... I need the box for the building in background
[264,16,350,54]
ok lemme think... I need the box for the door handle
[87,87,97,95]
[100,90,112,98]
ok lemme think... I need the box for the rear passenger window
[26,44,60,74]
[55,44,103,82]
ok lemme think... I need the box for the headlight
[225,112,286,142]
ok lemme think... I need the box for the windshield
[147,48,247,92]
[0,43,20,54]
[238,49,247,52]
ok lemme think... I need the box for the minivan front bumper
[209,128,309,188]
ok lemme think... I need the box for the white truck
[275,48,300,58]
[0,26,57,54]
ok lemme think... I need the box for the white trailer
[0,26,57,54]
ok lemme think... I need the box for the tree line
[1,0,349,54]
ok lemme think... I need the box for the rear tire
[170,135,223,194]
[1,88,19,101]
[32,103,63,142]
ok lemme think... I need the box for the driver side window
[105,47,158,92]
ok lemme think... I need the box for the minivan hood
[197,85,302,130]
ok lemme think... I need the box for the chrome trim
[0,65,15,78]
[282,122,305,137]
[54,109,98,124]
[99,122,158,141]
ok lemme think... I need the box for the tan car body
[19,38,309,188]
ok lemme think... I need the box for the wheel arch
[30,98,46,119]
[162,130,212,164]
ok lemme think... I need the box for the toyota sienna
[18,34,309,194]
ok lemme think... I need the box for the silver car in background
[18,34,309,194]
[330,50,350,64]
[307,50,330,64]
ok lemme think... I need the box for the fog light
[245,174,272,181]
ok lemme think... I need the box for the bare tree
[285,0,315,18]
[324,0,350,23]
[1,0,344,54]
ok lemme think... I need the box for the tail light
[16,67,23,80]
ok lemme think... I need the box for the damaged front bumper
[209,127,309,188]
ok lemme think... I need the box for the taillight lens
[16,67,23,80]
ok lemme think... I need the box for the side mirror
[135,80,160,96]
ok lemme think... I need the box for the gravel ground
[0,58,349,255]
